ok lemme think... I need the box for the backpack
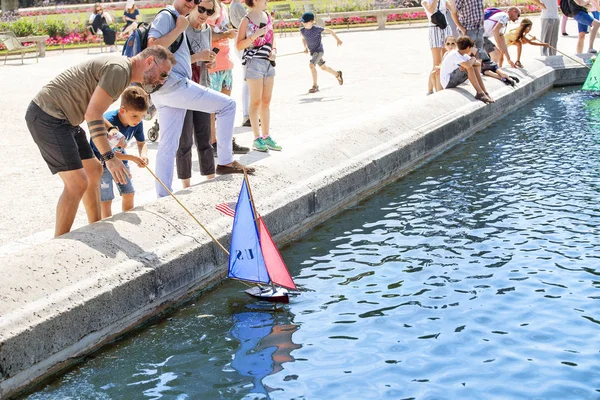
[560,0,586,17]
[559,0,572,17]
[483,7,503,20]
[122,8,185,57]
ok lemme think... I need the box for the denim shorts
[100,163,134,202]
[445,67,468,89]
[576,11,599,33]
[209,69,233,92]
[244,58,276,80]
[310,51,326,66]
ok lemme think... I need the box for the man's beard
[141,71,162,94]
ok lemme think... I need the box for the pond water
[27,88,600,399]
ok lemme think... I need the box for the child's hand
[142,156,149,165]
[336,38,342,46]
[132,156,147,168]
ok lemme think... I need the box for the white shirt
[483,12,509,37]
[440,50,471,88]
[540,0,560,18]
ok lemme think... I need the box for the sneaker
[253,137,268,152]
[212,142,218,158]
[232,138,250,154]
[263,136,282,151]
[589,48,598,54]
[509,75,520,83]
[562,32,569,36]
[308,85,319,93]
[242,117,251,127]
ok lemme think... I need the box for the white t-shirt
[483,12,509,37]
[440,50,471,88]
[541,0,560,18]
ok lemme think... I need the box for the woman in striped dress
[422,0,454,94]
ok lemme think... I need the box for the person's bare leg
[577,31,585,54]
[589,20,600,50]
[465,65,484,94]
[515,42,522,64]
[310,63,318,87]
[55,169,89,237]
[81,157,102,224]
[260,76,274,137]
[121,193,134,212]
[247,78,264,138]
[101,201,112,219]
[473,64,494,101]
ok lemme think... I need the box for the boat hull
[245,286,290,303]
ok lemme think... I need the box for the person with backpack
[482,7,520,68]
[562,0,600,54]
[147,0,255,198]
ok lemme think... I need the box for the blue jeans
[100,163,134,202]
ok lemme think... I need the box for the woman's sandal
[308,85,319,93]
[515,61,524,68]
[336,71,344,85]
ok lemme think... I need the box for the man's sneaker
[232,138,250,154]
[253,137,268,152]
[263,136,282,151]
[212,142,218,158]
[242,117,251,127]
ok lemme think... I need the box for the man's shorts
[244,58,276,80]
[25,101,94,175]
[483,36,497,54]
[100,163,134,202]
[445,67,469,89]
[576,11,599,33]
[310,51,326,66]
[209,69,233,92]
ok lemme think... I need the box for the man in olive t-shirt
[25,46,176,237]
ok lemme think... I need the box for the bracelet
[108,126,118,134]
[101,150,115,162]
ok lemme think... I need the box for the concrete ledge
[0,57,588,398]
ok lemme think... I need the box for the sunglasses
[185,0,201,4]
[153,59,170,79]
[197,5,216,15]
[445,42,456,45]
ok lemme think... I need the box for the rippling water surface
[28,89,600,399]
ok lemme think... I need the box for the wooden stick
[145,165,229,256]
[527,35,591,69]
[243,167,260,224]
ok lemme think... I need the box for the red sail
[258,217,297,291]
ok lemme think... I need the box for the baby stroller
[144,103,159,142]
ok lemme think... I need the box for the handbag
[430,0,448,29]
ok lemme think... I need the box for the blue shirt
[148,6,192,83]
[90,109,145,164]
[124,8,140,28]
[300,26,325,54]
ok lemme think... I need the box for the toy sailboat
[218,175,298,303]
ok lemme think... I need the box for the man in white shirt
[440,36,494,103]
[482,7,520,67]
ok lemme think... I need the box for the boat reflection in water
[229,309,301,397]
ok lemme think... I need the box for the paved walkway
[0,16,586,254]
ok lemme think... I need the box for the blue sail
[228,179,270,284]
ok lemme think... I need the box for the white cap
[126,0,134,8]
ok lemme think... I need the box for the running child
[299,12,344,93]
[90,86,149,219]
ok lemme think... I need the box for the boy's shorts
[25,101,95,174]
[100,163,134,202]
[310,51,326,66]
[445,67,468,89]
[209,69,233,92]
[244,58,276,80]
